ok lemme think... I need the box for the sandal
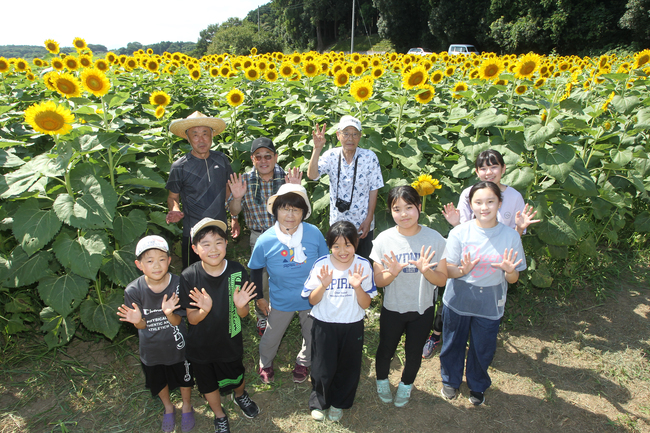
[162,409,175,433]
[181,407,195,432]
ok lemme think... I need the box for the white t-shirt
[458,185,525,230]
[442,221,527,320]
[370,226,446,314]
[302,255,377,323]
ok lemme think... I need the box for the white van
[448,44,479,55]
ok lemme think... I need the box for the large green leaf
[117,167,166,188]
[80,293,122,339]
[0,154,66,199]
[40,307,77,348]
[530,265,553,288]
[101,248,141,287]
[53,175,118,229]
[38,273,90,316]
[561,163,597,197]
[634,211,650,232]
[611,95,640,115]
[52,231,108,280]
[501,166,535,190]
[535,214,579,246]
[473,108,508,128]
[635,108,650,129]
[1,247,53,288]
[536,143,576,183]
[524,120,560,147]
[113,209,148,246]
[609,148,634,168]
[0,149,25,168]
[12,199,62,256]
[148,211,183,235]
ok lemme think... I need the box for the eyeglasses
[340,132,361,139]
[253,154,274,162]
[278,207,302,215]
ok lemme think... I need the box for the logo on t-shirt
[282,248,306,266]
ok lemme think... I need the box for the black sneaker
[469,391,485,406]
[214,415,230,433]
[233,390,260,418]
[441,385,458,400]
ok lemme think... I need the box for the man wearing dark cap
[228,137,301,335]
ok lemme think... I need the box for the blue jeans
[439,304,500,393]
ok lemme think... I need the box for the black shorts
[141,360,194,397]
[192,359,245,395]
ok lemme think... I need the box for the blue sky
[2,0,268,50]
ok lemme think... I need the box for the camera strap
[336,149,359,205]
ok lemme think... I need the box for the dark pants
[309,319,364,410]
[375,306,434,385]
[439,304,500,393]
[356,229,373,262]
[181,235,201,270]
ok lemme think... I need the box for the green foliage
[207,18,283,55]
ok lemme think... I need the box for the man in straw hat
[166,111,234,270]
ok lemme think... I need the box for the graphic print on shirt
[463,244,504,278]
[280,248,307,265]
[143,307,186,350]
[326,277,355,298]
[393,251,420,274]
[228,271,243,337]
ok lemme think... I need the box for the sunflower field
[1,38,649,345]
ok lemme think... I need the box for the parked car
[407,47,433,56]
[448,44,479,55]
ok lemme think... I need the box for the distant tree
[87,44,108,53]
[207,18,282,55]
[192,23,220,57]
[427,0,490,51]
[373,0,433,52]
[619,0,650,46]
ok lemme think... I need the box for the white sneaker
[376,379,393,403]
[394,382,412,407]
[311,409,325,421]
[328,406,343,421]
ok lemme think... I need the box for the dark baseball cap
[251,137,276,154]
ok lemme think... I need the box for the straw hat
[169,111,226,140]
[267,184,312,219]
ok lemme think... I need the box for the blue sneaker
[394,382,412,407]
[422,335,440,359]
[376,379,393,403]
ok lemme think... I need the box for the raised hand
[348,263,369,288]
[285,166,303,185]
[233,281,257,309]
[442,203,460,226]
[381,251,408,277]
[117,302,142,324]
[312,123,327,150]
[166,210,184,224]
[189,287,212,313]
[317,265,334,289]
[491,248,523,274]
[515,204,540,232]
[458,252,479,277]
[228,173,247,200]
[409,245,438,274]
[161,293,180,316]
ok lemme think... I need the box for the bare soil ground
[1,257,648,433]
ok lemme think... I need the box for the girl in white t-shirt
[439,181,526,406]
[422,149,539,359]
[302,221,377,422]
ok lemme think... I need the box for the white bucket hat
[267,184,312,218]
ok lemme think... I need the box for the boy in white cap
[307,115,384,261]
[117,235,195,433]
[178,218,259,433]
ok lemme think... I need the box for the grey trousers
[258,308,313,369]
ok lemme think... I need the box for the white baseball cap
[135,235,169,257]
[338,115,362,131]
[190,217,228,242]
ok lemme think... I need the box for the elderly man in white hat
[166,111,234,269]
[307,115,384,261]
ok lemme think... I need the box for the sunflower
[146,59,159,73]
[411,174,441,196]
[414,85,435,104]
[290,71,302,81]
[64,56,80,71]
[601,91,615,111]
[219,65,231,78]
[190,69,201,81]
[478,58,503,80]
[351,53,361,62]
[515,85,527,95]
[51,57,65,71]
[149,90,171,107]
[279,63,294,78]
[257,60,268,71]
[226,88,244,107]
[43,71,59,91]
[372,67,385,79]
[209,67,219,77]
[303,61,319,78]
[95,59,109,72]
[598,55,609,69]
[44,39,60,54]
[617,62,630,74]
[334,71,350,87]
[54,72,82,98]
[124,57,138,71]
[402,65,428,90]
[633,49,650,69]
[242,59,253,69]
[154,106,166,119]
[371,57,382,67]
[147,48,154,55]
[24,100,74,135]
[73,37,87,51]
[534,77,546,88]
[541,109,547,122]
[264,70,278,82]
[15,59,28,72]
[349,63,364,77]
[106,52,118,64]
[430,70,444,84]
[79,55,92,68]
[33,58,44,67]
[244,67,260,81]
[290,53,302,65]
[26,72,36,81]
[452,81,468,99]
[445,66,455,77]
[514,53,540,79]
[350,78,373,102]
[80,67,111,97]
[250,47,258,56]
